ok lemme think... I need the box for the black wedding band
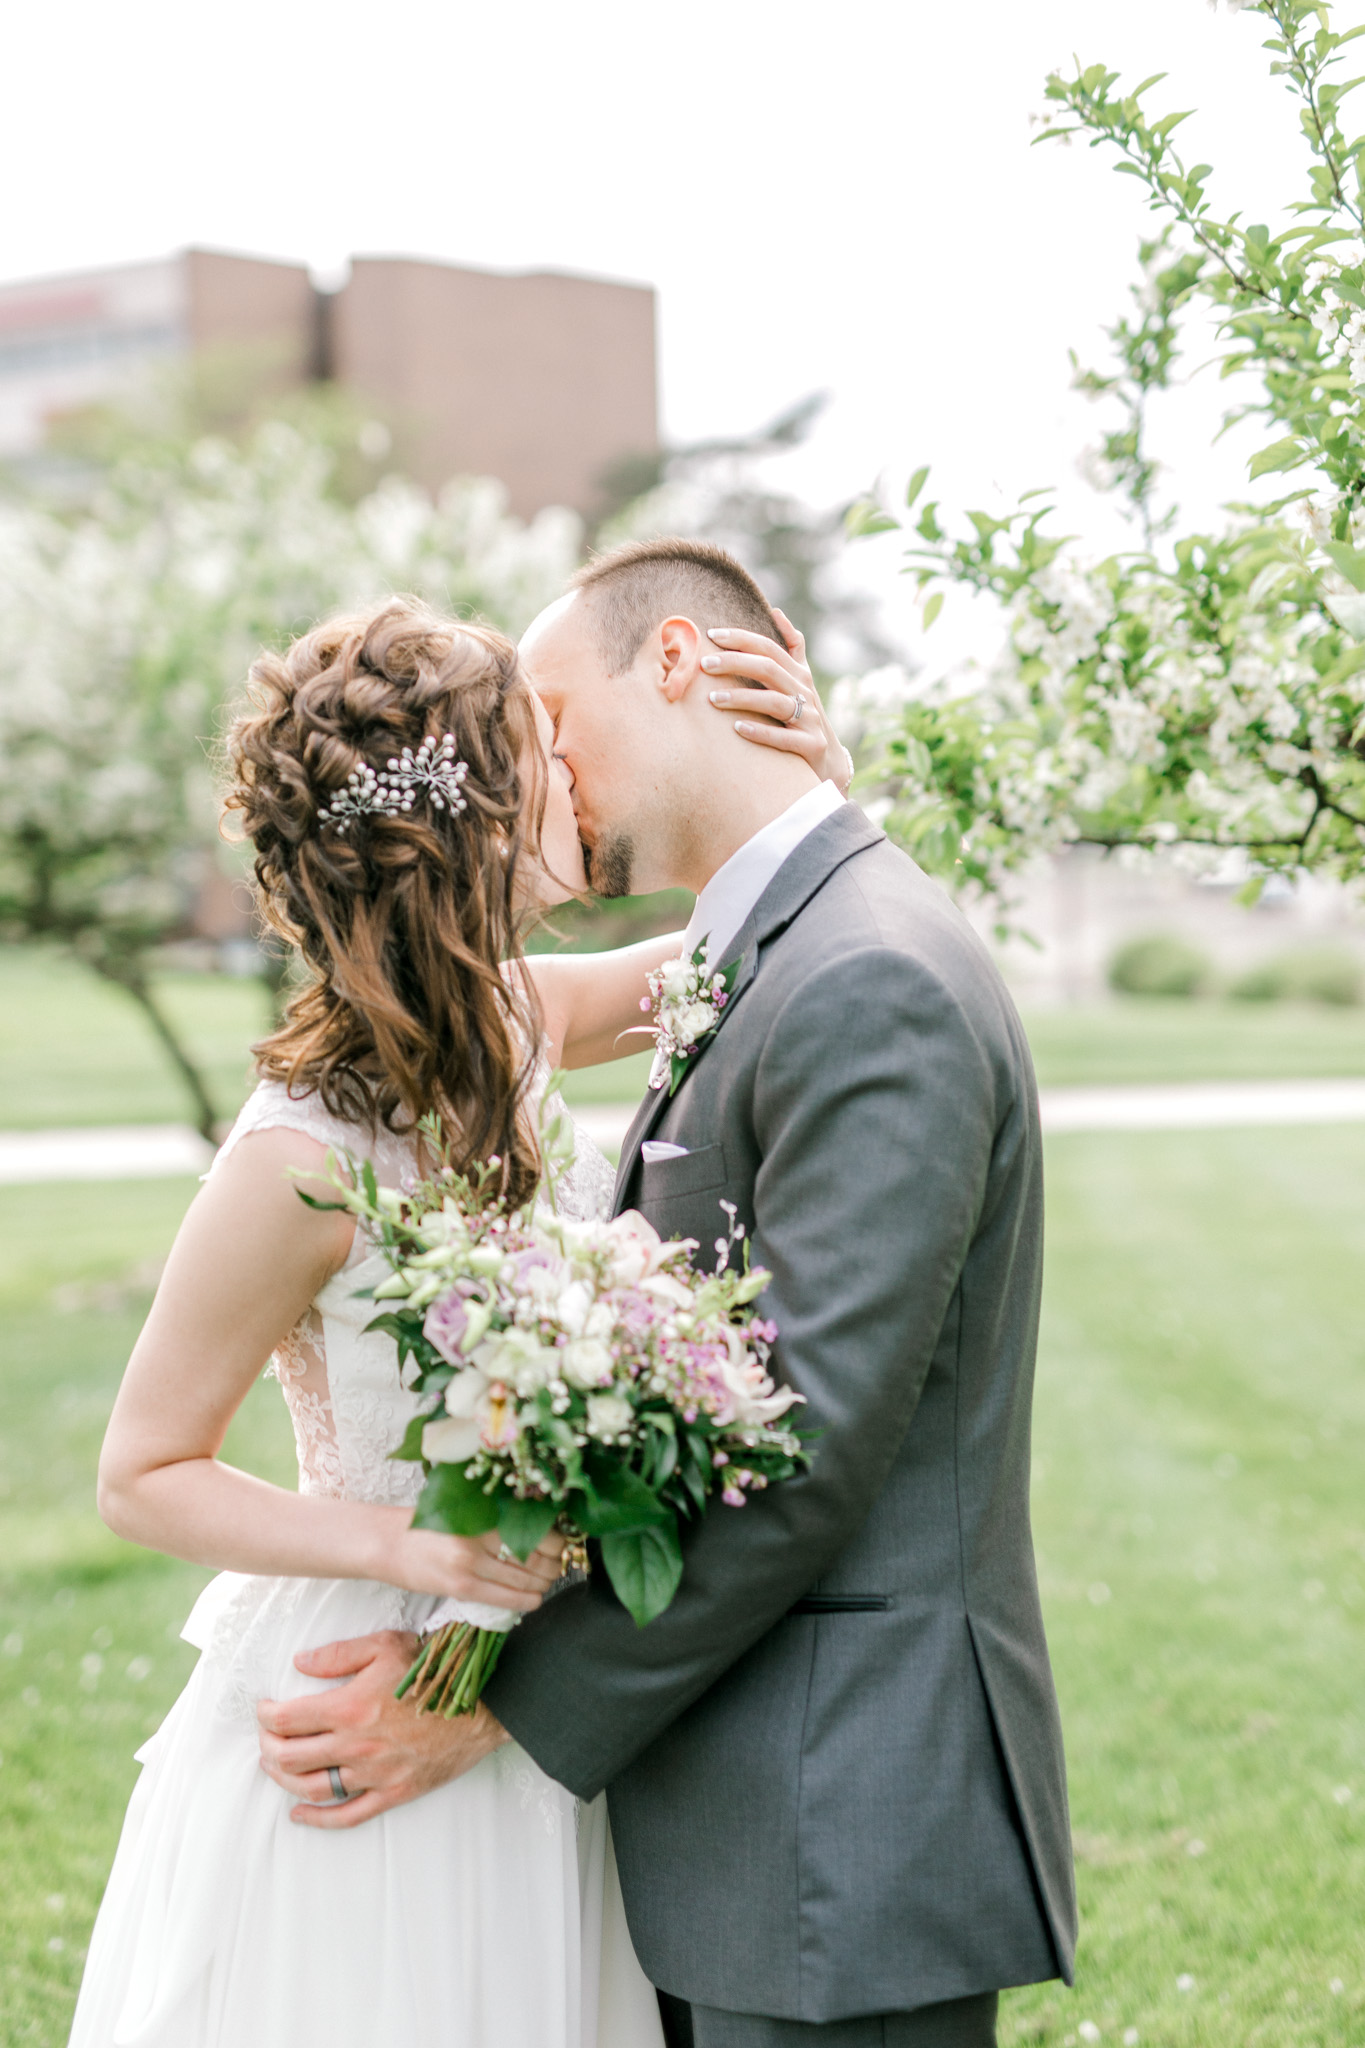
[328,1765,348,1802]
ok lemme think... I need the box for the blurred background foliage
[844,0,1365,936]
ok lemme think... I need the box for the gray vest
[485,805,1076,2023]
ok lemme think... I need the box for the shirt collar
[682,780,847,970]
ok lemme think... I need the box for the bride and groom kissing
[71,537,1075,2048]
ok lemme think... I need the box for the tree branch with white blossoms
[0,419,580,1135]
[844,0,1365,916]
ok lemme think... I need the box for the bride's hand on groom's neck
[702,608,853,796]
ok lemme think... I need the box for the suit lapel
[611,803,883,1212]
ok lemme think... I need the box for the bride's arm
[524,931,685,1071]
[96,1127,559,1608]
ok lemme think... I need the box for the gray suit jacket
[485,805,1076,2022]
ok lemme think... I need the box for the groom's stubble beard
[583,825,635,899]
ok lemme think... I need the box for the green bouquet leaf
[601,1523,685,1628]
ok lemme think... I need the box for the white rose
[523,1260,568,1307]
[585,1392,635,1440]
[479,1327,558,1395]
[658,958,692,1001]
[583,1301,616,1341]
[422,1414,480,1463]
[553,1279,595,1336]
[678,1000,715,1044]
[561,1337,616,1389]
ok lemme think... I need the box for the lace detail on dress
[268,1309,345,1500]
[556,1113,617,1224]
[491,1745,575,1837]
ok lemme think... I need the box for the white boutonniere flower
[642,939,741,1095]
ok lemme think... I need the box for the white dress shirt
[681,779,847,971]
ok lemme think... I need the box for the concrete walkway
[3,1078,1365,1184]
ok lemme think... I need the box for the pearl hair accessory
[317,733,471,834]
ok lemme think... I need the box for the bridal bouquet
[302,1118,807,1716]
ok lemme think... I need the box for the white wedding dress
[69,1080,665,2048]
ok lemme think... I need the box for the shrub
[1108,933,1212,999]
[1229,947,1363,1007]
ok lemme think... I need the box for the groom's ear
[655,616,705,704]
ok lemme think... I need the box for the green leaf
[844,498,899,538]
[922,591,945,630]
[1248,437,1309,479]
[904,465,930,509]
[575,1461,669,1537]
[899,736,934,783]
[1322,637,1365,681]
[600,1522,684,1627]
[1324,541,1365,592]
[388,1410,431,1463]
[410,1461,499,1536]
[496,1493,559,1561]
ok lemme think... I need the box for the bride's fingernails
[700,654,722,671]
[734,720,756,735]
[709,689,732,705]
[708,628,733,642]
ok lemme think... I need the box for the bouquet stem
[396,1622,508,1717]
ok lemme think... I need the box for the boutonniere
[642,940,741,1095]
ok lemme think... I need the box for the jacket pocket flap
[788,1594,890,1615]
[637,1140,727,1199]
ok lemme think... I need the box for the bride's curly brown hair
[223,597,548,1206]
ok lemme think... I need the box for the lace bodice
[213,1077,618,1507]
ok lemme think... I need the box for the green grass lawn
[1021,998,1365,1091]
[0,949,268,1131]
[4,943,1365,1132]
[1003,1125,1365,2048]
[0,1131,1361,2043]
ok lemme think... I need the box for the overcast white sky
[6,0,1365,663]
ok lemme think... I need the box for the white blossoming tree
[0,422,579,1136]
[848,0,1365,922]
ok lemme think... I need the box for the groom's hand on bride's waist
[256,1629,509,1830]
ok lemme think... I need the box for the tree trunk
[93,959,222,1144]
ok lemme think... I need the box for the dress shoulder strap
[210,1079,376,1178]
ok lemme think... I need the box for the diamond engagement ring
[328,1766,348,1802]
[497,1542,517,1564]
[782,692,807,726]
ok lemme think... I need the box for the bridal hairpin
[317,733,470,834]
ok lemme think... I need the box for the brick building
[0,247,657,519]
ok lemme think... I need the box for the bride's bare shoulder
[190,1088,357,1276]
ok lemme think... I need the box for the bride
[69,595,836,2048]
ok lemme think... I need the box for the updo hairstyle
[223,597,547,1206]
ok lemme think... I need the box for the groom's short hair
[570,538,782,677]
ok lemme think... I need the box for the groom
[259,538,1076,2045]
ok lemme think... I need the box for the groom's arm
[480,943,1009,1798]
